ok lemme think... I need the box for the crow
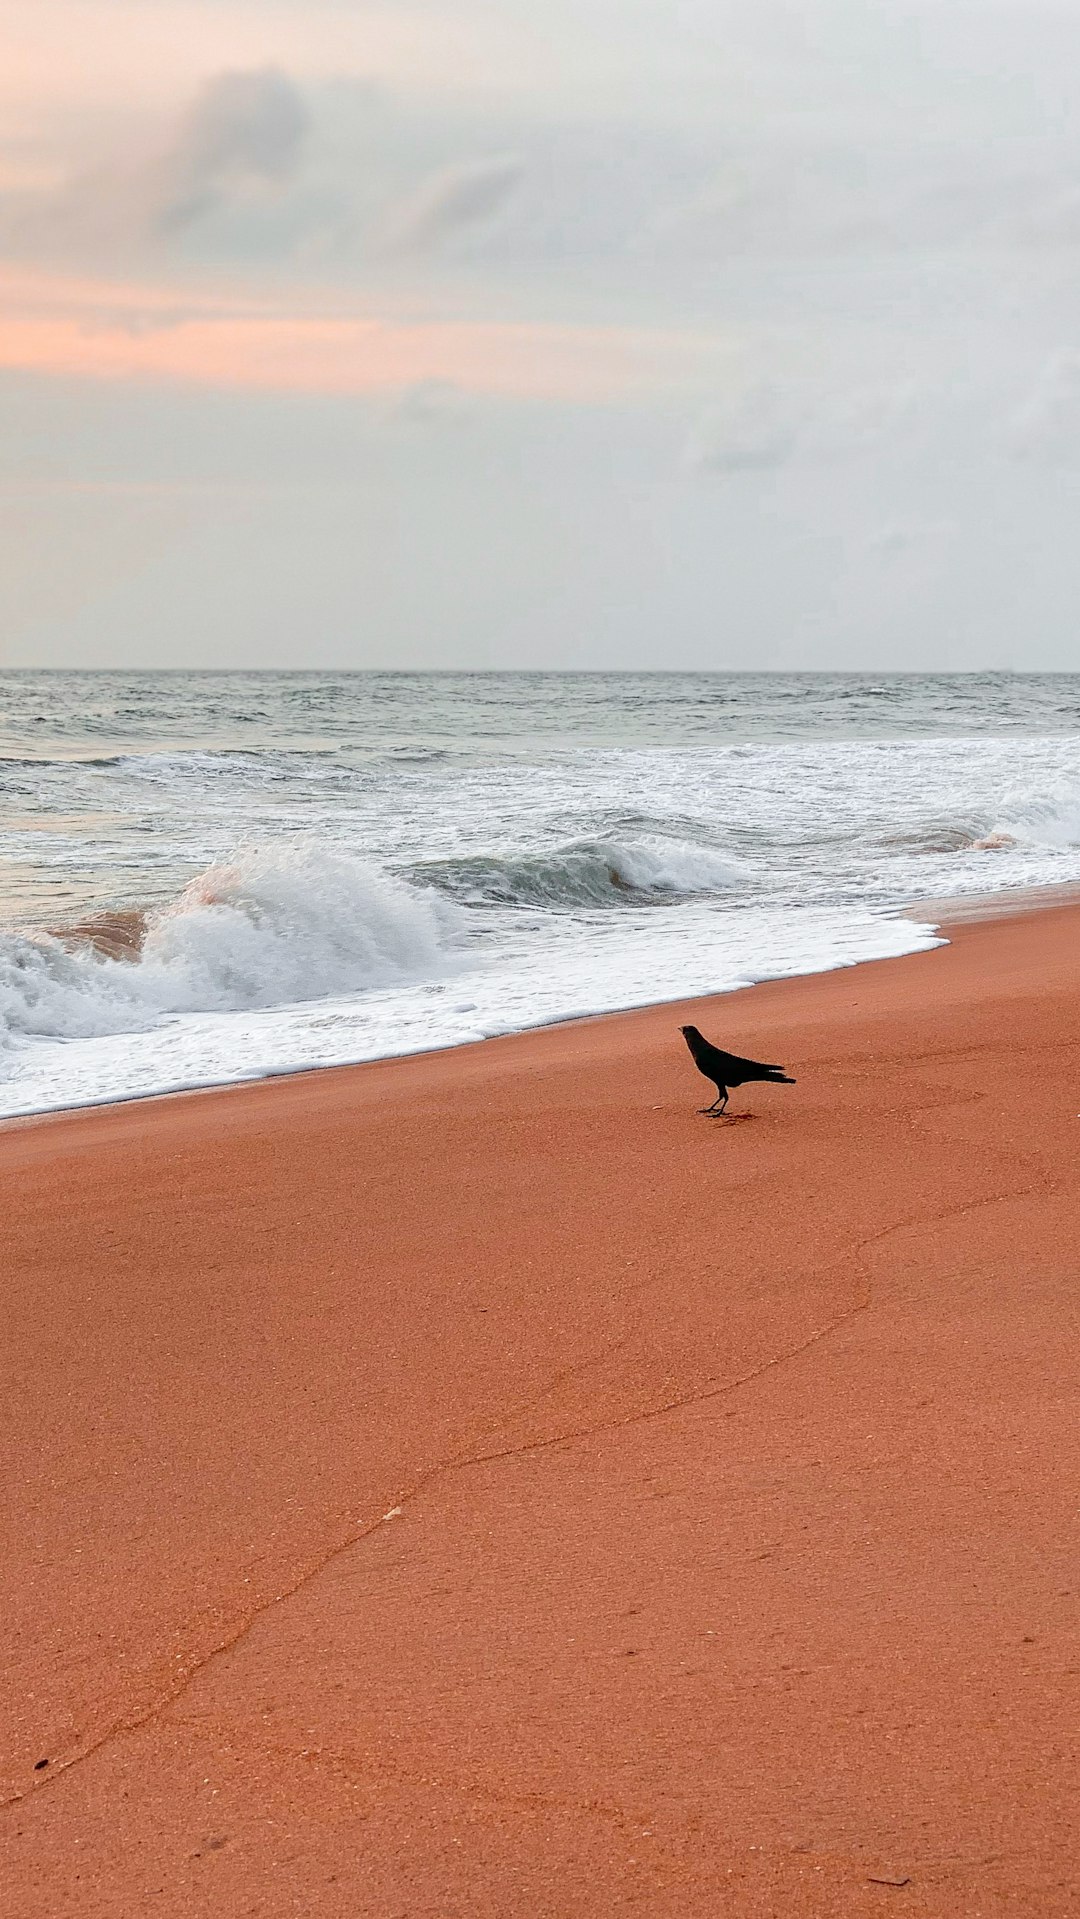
[679,1024,795,1117]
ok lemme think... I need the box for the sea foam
[0,846,456,1059]
[412,834,744,909]
[6,669,1080,1118]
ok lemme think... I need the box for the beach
[3,898,1079,1916]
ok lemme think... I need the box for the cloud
[0,263,723,402]
[152,67,311,232]
[390,377,472,426]
[684,375,922,475]
[388,154,524,250]
[0,66,313,258]
[684,384,802,474]
[1005,355,1080,464]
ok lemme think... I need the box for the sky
[2,0,1080,669]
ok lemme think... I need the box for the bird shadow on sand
[700,1111,756,1123]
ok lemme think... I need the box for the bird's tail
[763,1071,796,1084]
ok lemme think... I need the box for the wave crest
[0,846,455,1061]
[995,797,1080,850]
[887,793,1080,857]
[412,835,743,910]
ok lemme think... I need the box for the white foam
[992,796,1080,850]
[0,844,457,1059]
[0,894,943,1117]
[7,685,1080,1119]
[602,836,743,895]
[416,834,744,909]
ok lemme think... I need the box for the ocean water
[3,670,1080,1118]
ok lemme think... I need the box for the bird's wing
[694,1044,732,1075]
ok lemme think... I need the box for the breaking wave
[0,846,457,1061]
[997,797,1080,849]
[412,835,744,909]
[886,796,1080,856]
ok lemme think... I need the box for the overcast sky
[3,0,1080,669]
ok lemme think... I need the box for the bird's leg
[699,1089,728,1116]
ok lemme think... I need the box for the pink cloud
[0,266,724,402]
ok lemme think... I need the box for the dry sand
[2,902,1079,1916]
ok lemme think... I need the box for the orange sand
[2,904,1080,1915]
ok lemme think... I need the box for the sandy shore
[3,902,1080,1916]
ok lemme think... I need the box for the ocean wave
[882,818,997,855]
[0,754,125,769]
[994,797,1080,849]
[383,747,453,763]
[411,835,744,909]
[0,846,457,1062]
[883,799,1080,855]
[1,745,341,776]
[114,746,340,775]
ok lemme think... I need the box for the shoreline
[4,896,1080,1913]
[902,875,1080,923]
[4,873,1080,1130]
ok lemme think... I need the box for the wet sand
[2,902,1079,1916]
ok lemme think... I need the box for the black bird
[679,1025,795,1117]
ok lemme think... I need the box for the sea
[2,669,1080,1119]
